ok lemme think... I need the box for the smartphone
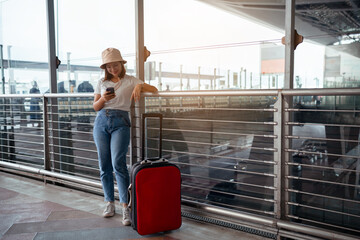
[106,87,114,94]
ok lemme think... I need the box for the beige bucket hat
[100,47,127,69]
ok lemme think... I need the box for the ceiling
[197,0,360,46]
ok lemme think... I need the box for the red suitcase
[128,113,182,235]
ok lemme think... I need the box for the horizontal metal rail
[187,198,274,216]
[184,173,275,190]
[45,112,96,117]
[0,137,44,146]
[1,110,44,115]
[182,183,275,203]
[147,126,277,138]
[0,150,44,159]
[48,168,100,181]
[161,117,277,125]
[1,131,44,138]
[7,126,44,131]
[49,151,98,163]
[148,147,276,169]
[287,175,358,188]
[47,127,94,135]
[287,162,360,174]
[1,144,44,153]
[51,159,98,172]
[282,88,360,96]
[182,196,275,216]
[287,108,360,113]
[286,148,360,159]
[49,144,97,154]
[287,189,360,204]
[286,135,360,144]
[0,158,44,166]
[287,121,360,128]
[285,215,360,236]
[287,202,360,219]
[48,136,95,144]
[148,137,278,153]
[171,157,274,177]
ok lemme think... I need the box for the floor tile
[6,217,123,235]
[0,187,19,201]
[47,210,98,221]
[33,227,142,240]
[1,232,36,240]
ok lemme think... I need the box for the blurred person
[77,81,94,93]
[29,81,41,124]
[92,48,157,225]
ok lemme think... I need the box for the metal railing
[0,89,359,240]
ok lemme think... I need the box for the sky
[0,0,325,92]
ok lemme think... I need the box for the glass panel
[292,0,360,233]
[54,0,136,173]
[47,95,98,178]
[289,94,360,235]
[144,0,284,91]
[295,1,360,89]
[0,96,44,167]
[56,0,136,94]
[143,0,286,217]
[145,94,277,216]
[0,0,48,94]
[0,0,47,166]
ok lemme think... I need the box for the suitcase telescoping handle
[141,113,163,161]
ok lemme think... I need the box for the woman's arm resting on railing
[131,83,158,102]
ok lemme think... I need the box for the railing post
[284,0,295,90]
[43,96,50,171]
[46,0,57,94]
[130,100,140,166]
[213,68,216,90]
[46,0,60,173]
[180,64,183,91]
[273,92,284,220]
[198,66,201,90]
[280,0,295,224]
[158,62,162,91]
[227,69,230,89]
[0,44,5,94]
[133,0,145,166]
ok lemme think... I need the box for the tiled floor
[0,171,265,240]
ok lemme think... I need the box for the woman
[93,47,157,225]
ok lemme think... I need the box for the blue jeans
[93,109,131,203]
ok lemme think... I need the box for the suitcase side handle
[141,113,163,160]
[128,184,132,211]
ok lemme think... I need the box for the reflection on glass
[145,95,276,216]
[144,0,284,91]
[56,0,135,94]
[0,0,48,94]
[295,1,360,89]
[290,93,360,233]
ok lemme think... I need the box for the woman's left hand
[130,84,143,102]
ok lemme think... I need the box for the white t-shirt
[94,74,143,111]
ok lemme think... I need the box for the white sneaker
[103,202,115,218]
[122,207,131,226]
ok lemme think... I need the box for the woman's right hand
[102,90,115,102]
[93,91,115,111]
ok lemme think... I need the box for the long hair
[103,62,126,81]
